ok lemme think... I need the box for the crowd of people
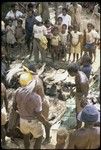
[1,2,100,149]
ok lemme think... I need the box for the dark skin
[84,24,97,62]
[13,94,51,149]
[68,71,89,128]
[1,83,8,146]
[55,135,67,149]
[67,123,100,149]
[71,25,82,61]
[33,75,51,142]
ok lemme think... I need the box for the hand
[45,121,52,128]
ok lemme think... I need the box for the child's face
[68,27,73,32]
[46,22,50,28]
[17,22,22,27]
[53,29,58,35]
[57,135,66,144]
[62,26,67,32]
[8,21,12,26]
[74,26,78,31]
[57,18,62,25]
[28,11,33,17]
[87,24,92,31]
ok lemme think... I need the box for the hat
[77,105,100,123]
[35,16,42,22]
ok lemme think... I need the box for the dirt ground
[2,4,100,149]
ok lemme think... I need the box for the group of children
[2,3,100,64]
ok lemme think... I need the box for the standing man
[68,2,82,31]
[66,105,100,149]
[25,10,36,52]
[58,8,71,31]
[67,63,89,128]
[13,79,51,149]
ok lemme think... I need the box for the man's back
[16,87,42,120]
[67,127,100,149]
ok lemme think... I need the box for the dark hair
[57,17,63,21]
[28,3,33,8]
[62,7,67,12]
[62,24,67,29]
[28,63,36,72]
[45,20,50,24]
[17,19,23,24]
[67,63,79,73]
[11,3,17,9]
[68,25,73,30]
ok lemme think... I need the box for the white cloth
[33,25,47,39]
[5,10,23,19]
[59,31,68,45]
[79,71,88,83]
[86,29,99,43]
[5,10,23,27]
[71,31,82,45]
[58,14,71,29]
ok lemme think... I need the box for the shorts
[20,118,43,138]
[85,43,96,53]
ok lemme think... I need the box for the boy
[55,128,68,149]
[67,63,89,128]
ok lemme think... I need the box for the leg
[34,135,43,149]
[40,47,46,63]
[23,133,30,149]
[1,125,6,145]
[76,53,79,61]
[73,53,75,61]
[89,51,92,62]
[33,39,40,63]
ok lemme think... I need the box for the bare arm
[3,90,8,113]
[67,132,75,149]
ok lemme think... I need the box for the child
[33,16,47,62]
[67,25,73,61]
[6,19,16,48]
[51,27,61,62]
[84,23,98,62]
[71,24,82,61]
[59,24,68,60]
[15,19,25,51]
[67,63,89,128]
[55,17,63,32]
[80,52,92,79]
[55,128,68,149]
[44,20,54,53]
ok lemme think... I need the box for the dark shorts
[85,43,96,53]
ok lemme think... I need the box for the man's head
[67,63,79,76]
[57,17,63,25]
[78,105,100,125]
[87,23,94,32]
[28,10,33,17]
[62,8,67,16]
[11,3,18,12]
[72,2,78,7]
[57,128,68,144]
[27,3,34,11]
[62,24,67,31]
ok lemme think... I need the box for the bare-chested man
[67,105,100,149]
[67,63,89,128]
